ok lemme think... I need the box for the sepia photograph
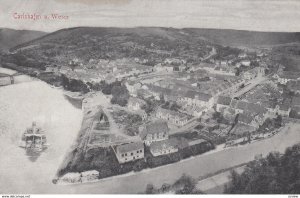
[0,0,300,196]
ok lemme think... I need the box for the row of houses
[191,63,236,76]
[113,121,172,163]
[113,120,208,164]
[154,64,186,73]
[274,71,300,85]
[243,67,265,80]
[114,66,153,80]
[126,80,243,120]
[216,95,291,129]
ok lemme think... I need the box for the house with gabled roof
[147,84,172,101]
[238,113,261,129]
[155,107,190,127]
[114,142,144,164]
[139,121,169,146]
[128,97,146,111]
[149,138,180,157]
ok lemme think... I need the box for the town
[38,47,300,184]
[1,27,300,186]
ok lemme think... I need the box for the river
[0,71,299,194]
[0,79,82,193]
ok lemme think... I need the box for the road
[196,166,246,193]
[232,76,268,97]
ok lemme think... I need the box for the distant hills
[9,27,300,52]
[184,28,300,47]
[0,28,46,51]
[1,26,300,73]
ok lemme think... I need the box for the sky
[0,0,300,33]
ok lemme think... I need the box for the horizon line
[1,25,300,34]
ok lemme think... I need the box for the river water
[0,71,300,194]
[0,80,82,193]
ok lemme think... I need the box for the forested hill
[184,28,300,47]
[0,28,46,51]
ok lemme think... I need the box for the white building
[139,121,169,146]
[127,97,146,111]
[178,91,214,108]
[114,142,144,164]
[149,138,179,157]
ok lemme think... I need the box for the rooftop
[217,96,232,106]
[156,107,188,119]
[278,71,300,80]
[184,90,212,102]
[140,121,169,139]
[150,138,180,153]
[116,142,144,153]
[128,97,146,106]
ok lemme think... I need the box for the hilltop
[0,28,46,51]
[184,28,300,47]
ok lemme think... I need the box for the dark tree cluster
[110,84,130,107]
[225,143,300,194]
[145,174,203,194]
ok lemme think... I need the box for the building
[276,104,291,117]
[147,84,172,101]
[149,138,179,157]
[238,113,260,129]
[287,80,300,94]
[0,74,12,86]
[139,121,169,146]
[243,69,257,80]
[240,60,251,67]
[275,71,300,85]
[216,96,232,112]
[128,97,146,111]
[243,67,265,80]
[155,107,190,127]
[178,90,214,108]
[135,110,148,120]
[114,142,144,164]
[164,58,186,65]
[154,64,174,73]
[125,81,142,97]
[181,105,207,117]
[238,53,247,58]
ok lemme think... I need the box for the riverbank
[196,165,246,193]
[20,122,297,194]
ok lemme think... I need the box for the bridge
[0,68,33,86]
